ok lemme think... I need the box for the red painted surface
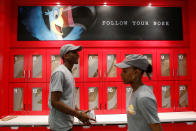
[73,126,104,131]
[1,124,196,131]
[172,122,196,131]
[0,0,196,131]
[175,81,192,112]
[9,49,47,83]
[8,83,48,115]
[157,81,175,112]
[0,0,10,118]
[102,82,122,114]
[0,127,33,131]
[188,0,196,111]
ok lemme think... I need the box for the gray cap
[115,54,151,80]
[60,44,82,58]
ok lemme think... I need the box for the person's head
[60,44,82,64]
[115,54,152,84]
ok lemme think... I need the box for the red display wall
[0,0,10,118]
[188,0,196,111]
[1,0,196,129]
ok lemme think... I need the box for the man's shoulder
[53,64,65,72]
[136,87,156,102]
[52,65,67,75]
[136,85,154,96]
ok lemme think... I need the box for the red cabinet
[172,122,196,131]
[157,81,192,112]
[157,49,190,80]
[8,48,192,115]
[102,82,122,114]
[10,49,47,82]
[46,49,84,82]
[75,83,85,110]
[161,122,196,131]
[84,49,122,82]
[157,81,175,112]
[175,81,192,112]
[84,82,103,114]
[0,127,33,131]
[84,49,103,82]
[156,48,191,112]
[9,83,47,115]
[83,49,124,114]
[104,125,127,131]
[46,49,62,83]
[174,49,191,80]
[157,49,174,80]
[102,50,122,82]
[32,126,50,131]
[73,125,126,131]
[73,126,104,131]
[161,123,174,131]
[84,82,122,114]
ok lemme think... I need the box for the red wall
[0,0,195,116]
[0,0,196,130]
[0,0,10,117]
[188,0,196,111]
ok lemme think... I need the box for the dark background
[18,6,183,41]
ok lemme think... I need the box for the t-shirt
[127,85,160,131]
[48,65,75,131]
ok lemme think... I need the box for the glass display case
[157,49,190,80]
[14,55,24,79]
[157,82,174,112]
[9,83,47,115]
[175,81,191,111]
[10,50,47,82]
[9,48,191,115]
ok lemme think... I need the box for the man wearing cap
[48,44,95,131]
[115,54,162,131]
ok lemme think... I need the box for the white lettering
[102,20,128,26]
[153,21,170,26]
[166,21,169,26]
[132,21,149,26]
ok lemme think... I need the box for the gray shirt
[48,65,75,131]
[127,85,160,131]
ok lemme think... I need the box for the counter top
[1,111,196,126]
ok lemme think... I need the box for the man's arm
[51,91,95,125]
[149,123,163,131]
[51,91,79,117]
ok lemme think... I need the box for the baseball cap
[115,54,151,80]
[60,44,82,58]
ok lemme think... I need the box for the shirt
[127,85,160,131]
[48,65,75,131]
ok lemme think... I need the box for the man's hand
[149,123,163,131]
[77,111,96,125]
